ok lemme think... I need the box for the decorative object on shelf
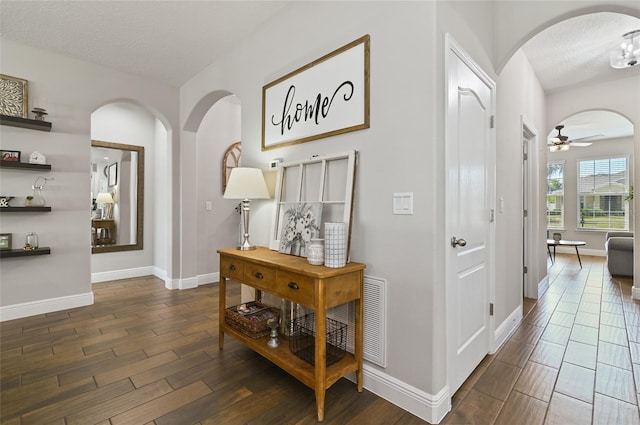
[223,167,270,250]
[289,313,347,366]
[31,107,48,121]
[0,233,11,250]
[0,74,28,118]
[278,202,323,257]
[222,141,241,193]
[225,301,280,339]
[610,29,640,69]
[1,150,21,162]
[28,151,46,165]
[552,232,562,242]
[280,299,302,339]
[96,192,114,219]
[0,196,14,207]
[262,35,370,151]
[266,318,281,348]
[307,238,325,265]
[324,222,347,268]
[25,195,34,206]
[31,176,54,207]
[24,232,38,250]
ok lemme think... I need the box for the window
[547,161,564,229]
[577,157,629,230]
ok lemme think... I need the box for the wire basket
[225,301,280,339]
[289,313,347,366]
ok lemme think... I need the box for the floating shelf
[0,206,52,212]
[0,161,51,171]
[0,114,52,132]
[0,247,51,258]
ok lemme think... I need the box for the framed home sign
[262,35,370,151]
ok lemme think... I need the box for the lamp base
[237,245,257,251]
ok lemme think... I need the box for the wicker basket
[225,301,280,339]
[289,313,347,366]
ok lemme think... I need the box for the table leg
[219,276,226,349]
[315,302,327,422]
[553,245,557,262]
[547,246,553,263]
[575,246,582,268]
[355,272,364,392]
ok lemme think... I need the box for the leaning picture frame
[108,162,118,187]
[0,150,21,162]
[0,233,12,251]
[0,74,28,118]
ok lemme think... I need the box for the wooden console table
[218,247,365,421]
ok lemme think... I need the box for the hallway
[443,254,639,425]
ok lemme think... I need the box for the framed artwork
[0,74,28,118]
[262,35,370,151]
[0,150,21,162]
[222,141,241,193]
[278,202,323,258]
[0,233,12,250]
[108,162,118,187]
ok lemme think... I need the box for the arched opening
[90,100,171,283]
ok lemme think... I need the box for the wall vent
[327,275,387,368]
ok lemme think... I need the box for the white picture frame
[262,35,370,151]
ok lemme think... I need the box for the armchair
[605,232,634,277]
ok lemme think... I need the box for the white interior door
[445,34,495,395]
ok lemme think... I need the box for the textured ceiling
[0,1,289,87]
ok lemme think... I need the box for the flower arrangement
[279,202,323,257]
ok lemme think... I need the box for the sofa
[605,232,634,277]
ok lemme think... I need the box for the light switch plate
[205,201,213,211]
[392,193,413,215]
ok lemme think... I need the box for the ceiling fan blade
[571,142,593,147]
[570,134,605,143]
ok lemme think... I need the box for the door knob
[451,237,467,247]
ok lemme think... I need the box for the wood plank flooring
[1,254,638,424]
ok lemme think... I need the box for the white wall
[196,96,242,278]
[0,37,179,319]
[495,49,547,317]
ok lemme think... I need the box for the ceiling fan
[547,125,600,152]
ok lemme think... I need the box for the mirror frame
[91,139,145,254]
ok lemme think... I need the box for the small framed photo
[0,74,28,118]
[0,150,21,162]
[0,233,12,251]
[108,162,118,187]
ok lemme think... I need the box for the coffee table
[547,239,586,268]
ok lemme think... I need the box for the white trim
[197,272,219,286]
[165,278,180,290]
[493,304,523,353]
[346,364,451,424]
[91,266,156,283]
[0,292,94,322]
[179,277,198,290]
[632,285,640,300]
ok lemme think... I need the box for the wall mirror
[91,140,144,254]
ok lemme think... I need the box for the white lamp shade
[96,192,114,204]
[223,167,270,200]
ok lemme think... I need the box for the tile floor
[442,253,639,425]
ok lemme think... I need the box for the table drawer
[275,270,314,306]
[244,263,276,288]
[220,256,245,280]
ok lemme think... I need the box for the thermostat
[269,159,281,170]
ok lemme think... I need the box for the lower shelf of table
[221,322,358,390]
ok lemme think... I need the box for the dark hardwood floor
[1,254,638,424]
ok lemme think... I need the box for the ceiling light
[610,29,640,69]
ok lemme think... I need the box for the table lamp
[96,192,114,219]
[223,167,270,250]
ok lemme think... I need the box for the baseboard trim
[0,292,94,322]
[633,285,640,300]
[493,304,523,352]
[347,364,451,424]
[197,272,219,286]
[91,266,156,283]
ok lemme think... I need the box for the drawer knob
[228,264,236,271]
[254,272,264,279]
[288,282,299,290]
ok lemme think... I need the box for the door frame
[444,33,497,394]
[521,117,539,299]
